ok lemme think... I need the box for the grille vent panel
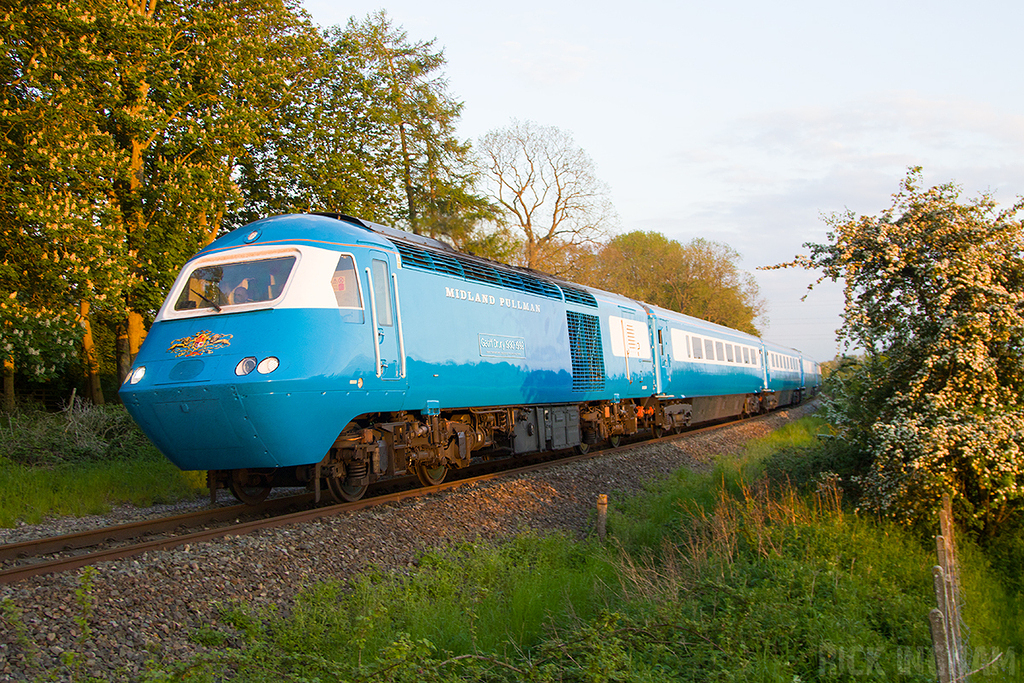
[395,242,563,301]
[567,311,605,392]
[561,285,598,308]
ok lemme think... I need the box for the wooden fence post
[930,494,966,682]
[929,608,952,683]
[596,494,608,541]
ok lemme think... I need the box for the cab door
[365,251,406,381]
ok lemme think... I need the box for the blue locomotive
[120,213,821,504]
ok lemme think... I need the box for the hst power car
[121,213,820,503]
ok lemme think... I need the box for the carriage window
[726,344,735,363]
[331,255,362,308]
[371,259,393,326]
[715,341,724,362]
[692,336,703,359]
[704,339,715,360]
[686,334,692,358]
[174,256,296,311]
[742,347,750,364]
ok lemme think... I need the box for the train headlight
[257,356,280,374]
[127,366,146,385]
[235,356,258,376]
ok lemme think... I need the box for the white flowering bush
[0,297,82,382]
[789,168,1024,533]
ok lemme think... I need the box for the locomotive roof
[197,213,396,256]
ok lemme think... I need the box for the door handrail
[365,266,382,378]
[391,272,406,379]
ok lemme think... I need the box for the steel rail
[0,494,313,563]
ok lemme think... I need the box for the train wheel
[608,435,622,448]
[229,473,271,506]
[652,425,665,438]
[577,442,591,455]
[414,462,448,486]
[327,477,367,502]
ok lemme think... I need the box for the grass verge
[129,415,1022,682]
[0,401,207,526]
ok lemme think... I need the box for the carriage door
[365,252,406,381]
[612,307,652,391]
[655,318,671,394]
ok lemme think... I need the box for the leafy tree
[232,11,493,244]
[583,231,766,334]
[344,11,492,240]
[1,0,132,400]
[2,2,495,404]
[1,0,322,397]
[230,24,404,229]
[107,0,323,378]
[785,168,1024,533]
[478,119,617,277]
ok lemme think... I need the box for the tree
[107,0,323,380]
[344,11,491,240]
[582,231,766,334]
[232,11,493,243]
[784,168,1024,533]
[478,120,617,277]
[0,0,324,398]
[230,24,405,229]
[1,0,134,401]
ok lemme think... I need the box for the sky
[302,0,1024,362]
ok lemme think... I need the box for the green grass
[608,481,939,681]
[269,534,617,663]
[0,454,207,526]
[125,414,1019,682]
[4,409,1018,681]
[0,401,207,525]
[954,535,1024,679]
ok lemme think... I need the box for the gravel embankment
[0,404,815,681]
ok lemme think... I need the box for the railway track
[0,414,769,585]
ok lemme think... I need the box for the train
[119,213,821,504]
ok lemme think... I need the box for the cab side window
[332,255,362,309]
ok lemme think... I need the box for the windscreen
[173,256,296,312]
